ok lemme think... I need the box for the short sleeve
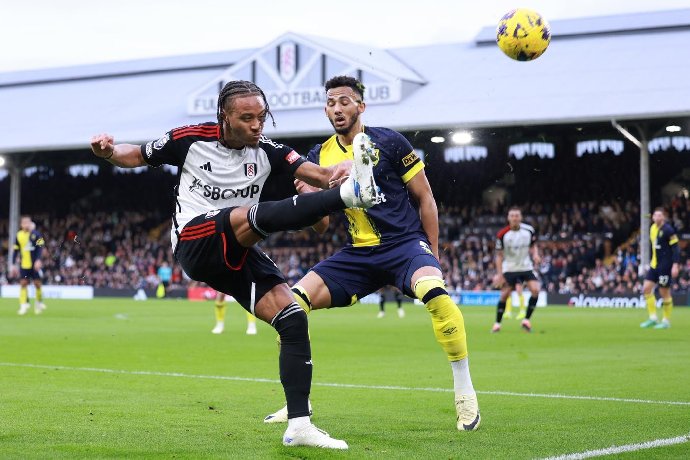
[261,137,306,176]
[307,144,322,164]
[140,131,186,167]
[389,131,424,184]
[667,224,679,245]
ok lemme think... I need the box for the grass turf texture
[1,299,689,459]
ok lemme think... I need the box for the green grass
[1,299,689,459]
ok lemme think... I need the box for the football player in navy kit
[264,76,480,433]
[90,80,381,450]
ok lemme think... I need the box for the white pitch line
[540,432,690,459]
[1,362,690,407]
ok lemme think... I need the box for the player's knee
[271,303,308,344]
[413,276,447,307]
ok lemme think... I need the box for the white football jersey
[141,123,305,250]
[495,223,536,273]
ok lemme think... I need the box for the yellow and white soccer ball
[496,8,551,61]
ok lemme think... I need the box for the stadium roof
[1,8,690,153]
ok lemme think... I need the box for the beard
[330,113,359,135]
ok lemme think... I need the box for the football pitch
[1,298,689,459]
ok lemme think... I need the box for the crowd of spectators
[3,156,690,294]
[3,198,688,294]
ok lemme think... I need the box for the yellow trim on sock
[19,285,28,305]
[292,285,312,314]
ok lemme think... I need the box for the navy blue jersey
[308,126,425,246]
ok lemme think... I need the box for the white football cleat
[246,322,257,335]
[34,302,46,315]
[455,393,481,431]
[283,424,348,450]
[339,133,379,209]
[18,303,31,315]
[376,311,385,319]
[398,308,405,318]
[211,321,224,334]
[264,401,312,424]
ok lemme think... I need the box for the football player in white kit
[492,207,541,333]
[90,80,382,449]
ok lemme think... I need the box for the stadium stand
[2,147,690,295]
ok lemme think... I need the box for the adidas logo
[200,162,213,172]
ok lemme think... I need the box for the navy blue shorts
[310,234,440,307]
[645,266,672,287]
[20,268,40,280]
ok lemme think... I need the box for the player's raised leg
[245,134,379,241]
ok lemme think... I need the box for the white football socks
[451,357,475,395]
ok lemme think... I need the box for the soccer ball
[496,8,551,61]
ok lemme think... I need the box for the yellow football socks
[19,285,28,305]
[414,276,468,361]
[645,294,657,319]
[662,298,673,320]
[246,311,256,324]
[215,299,227,323]
[35,286,42,303]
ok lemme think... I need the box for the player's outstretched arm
[294,161,352,189]
[90,134,147,168]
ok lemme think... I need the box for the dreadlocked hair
[216,80,275,142]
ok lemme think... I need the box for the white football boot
[283,423,348,449]
[34,302,47,315]
[18,303,31,315]
[211,321,224,334]
[455,393,481,431]
[339,132,379,209]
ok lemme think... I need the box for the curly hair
[325,75,366,100]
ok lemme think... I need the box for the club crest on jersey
[205,209,220,219]
[153,133,169,150]
[244,163,257,178]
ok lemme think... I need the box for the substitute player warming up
[492,207,541,333]
[640,207,680,330]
